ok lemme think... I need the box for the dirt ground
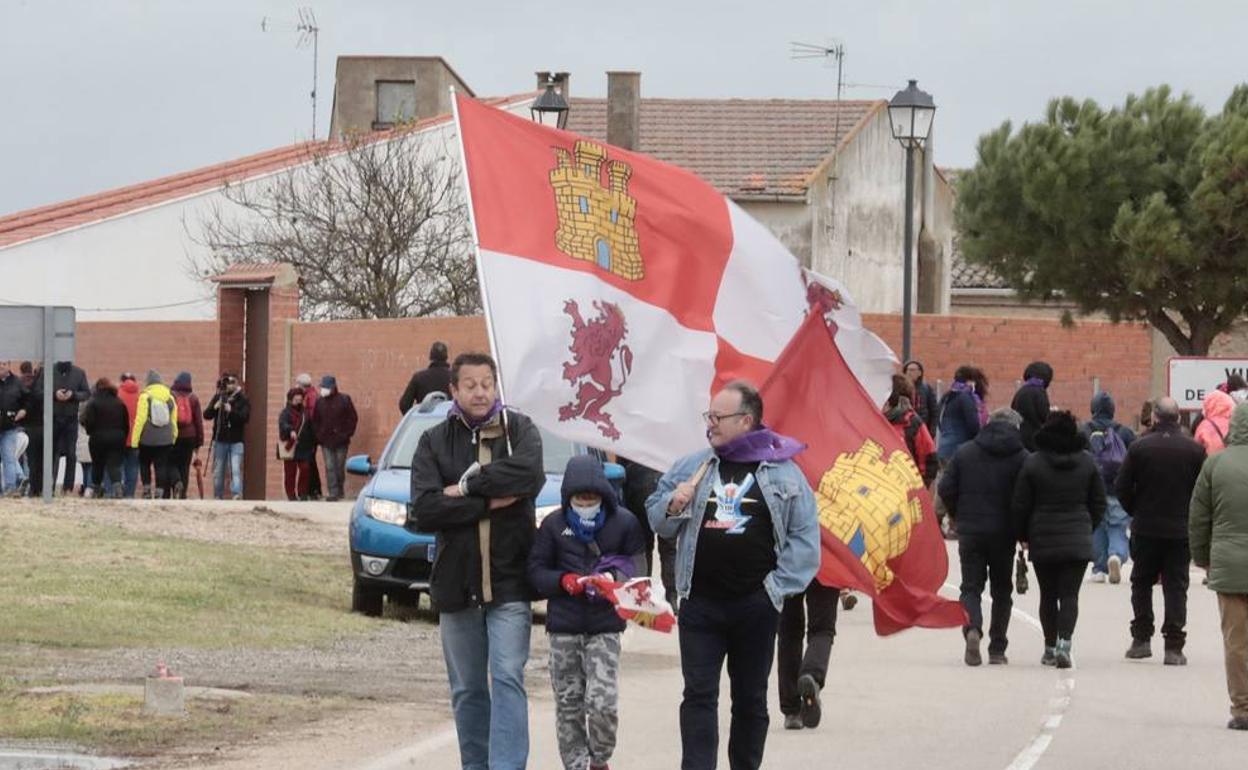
[2,498,554,769]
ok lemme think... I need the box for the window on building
[579,196,589,214]
[375,80,417,129]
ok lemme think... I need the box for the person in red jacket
[117,372,141,497]
[884,375,936,482]
[310,375,358,501]
[295,372,323,500]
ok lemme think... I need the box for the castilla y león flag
[761,308,967,635]
[453,93,894,470]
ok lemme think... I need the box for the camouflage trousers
[548,632,621,770]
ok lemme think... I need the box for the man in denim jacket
[647,380,820,770]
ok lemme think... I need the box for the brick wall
[863,313,1155,428]
[76,312,1155,499]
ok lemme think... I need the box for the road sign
[1167,357,1248,410]
[0,305,76,360]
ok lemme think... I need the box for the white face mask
[570,502,601,522]
[319,387,331,398]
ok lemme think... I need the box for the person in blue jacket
[528,454,646,770]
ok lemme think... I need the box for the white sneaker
[1108,555,1122,584]
[1090,572,1108,584]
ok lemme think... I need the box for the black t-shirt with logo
[691,459,777,600]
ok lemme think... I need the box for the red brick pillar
[264,282,300,500]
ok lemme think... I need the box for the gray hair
[1154,397,1181,423]
[723,380,764,425]
[989,407,1023,429]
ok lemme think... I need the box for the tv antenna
[261,7,321,139]
[792,41,847,239]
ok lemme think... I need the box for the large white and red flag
[453,93,894,470]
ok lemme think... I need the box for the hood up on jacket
[1228,402,1248,446]
[1088,391,1118,431]
[173,372,193,393]
[1034,411,1087,468]
[1203,390,1235,424]
[559,455,619,516]
[1023,361,1054,388]
[973,419,1025,457]
[119,379,139,395]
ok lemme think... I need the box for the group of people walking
[926,360,1248,732]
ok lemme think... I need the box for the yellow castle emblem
[816,439,925,590]
[550,141,643,280]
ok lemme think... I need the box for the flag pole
[449,86,508,404]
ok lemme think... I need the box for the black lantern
[888,79,936,150]
[531,79,569,129]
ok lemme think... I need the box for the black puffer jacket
[1012,421,1107,563]
[0,373,26,432]
[80,390,130,447]
[50,362,90,420]
[938,420,1028,537]
[1010,362,1053,452]
[411,408,546,612]
[1116,422,1206,539]
[528,456,647,634]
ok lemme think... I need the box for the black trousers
[1034,560,1087,647]
[52,414,78,491]
[26,427,43,496]
[678,589,780,770]
[777,580,839,716]
[169,439,197,498]
[623,463,678,600]
[88,438,124,489]
[1130,535,1191,650]
[138,445,174,498]
[958,533,1015,654]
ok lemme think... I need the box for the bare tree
[192,128,479,320]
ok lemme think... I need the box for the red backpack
[174,393,194,430]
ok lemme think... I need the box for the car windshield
[384,413,580,475]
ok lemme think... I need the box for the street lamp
[531,75,570,129]
[888,79,936,364]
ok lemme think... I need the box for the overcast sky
[2,0,1245,215]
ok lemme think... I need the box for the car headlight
[536,504,561,527]
[363,497,408,526]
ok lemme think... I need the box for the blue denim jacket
[646,448,820,610]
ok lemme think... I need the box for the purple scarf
[1024,377,1047,389]
[951,381,989,427]
[714,427,806,463]
[449,399,504,429]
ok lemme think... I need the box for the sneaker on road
[989,652,1009,665]
[1126,640,1152,659]
[1041,647,1057,666]
[798,674,822,728]
[1229,717,1248,731]
[1108,555,1122,584]
[1055,639,1074,669]
[784,713,804,730]
[1090,572,1107,584]
[964,629,983,667]
[1164,650,1188,666]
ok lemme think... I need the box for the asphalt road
[365,542,1246,770]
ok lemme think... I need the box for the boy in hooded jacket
[528,455,646,770]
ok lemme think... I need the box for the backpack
[149,395,172,428]
[174,393,193,428]
[1089,426,1127,487]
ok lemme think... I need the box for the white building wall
[734,199,812,267]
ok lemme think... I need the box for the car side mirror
[346,454,375,476]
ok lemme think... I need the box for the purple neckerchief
[595,553,637,580]
[951,381,989,426]
[714,427,806,463]
[1024,377,1047,389]
[449,399,504,429]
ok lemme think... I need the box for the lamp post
[888,79,936,364]
[531,74,570,129]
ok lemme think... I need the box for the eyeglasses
[702,411,748,426]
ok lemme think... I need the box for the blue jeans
[212,442,244,499]
[1093,496,1131,574]
[116,448,139,497]
[439,602,532,770]
[0,429,21,492]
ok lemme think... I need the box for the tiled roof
[209,262,297,285]
[0,93,537,250]
[565,97,885,198]
[950,241,1011,290]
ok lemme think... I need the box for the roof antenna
[791,41,846,244]
[261,7,321,139]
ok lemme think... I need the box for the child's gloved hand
[583,573,616,602]
[560,573,586,596]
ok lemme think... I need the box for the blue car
[346,394,622,616]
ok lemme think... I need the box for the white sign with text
[1168,357,1248,410]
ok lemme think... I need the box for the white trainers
[1090,572,1108,584]
[1108,555,1122,584]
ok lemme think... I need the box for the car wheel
[351,577,384,617]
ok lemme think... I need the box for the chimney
[535,71,571,100]
[606,71,640,151]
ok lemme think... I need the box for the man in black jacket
[0,361,29,495]
[939,407,1029,666]
[204,374,251,500]
[1010,361,1053,452]
[1116,397,1207,665]
[411,352,545,770]
[50,360,90,493]
[399,341,452,415]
